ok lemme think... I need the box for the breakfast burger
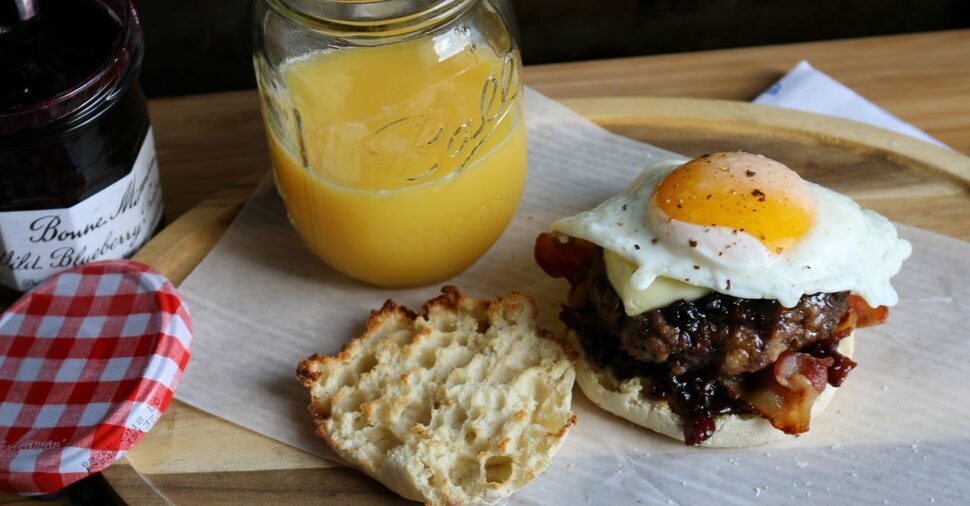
[535,152,911,447]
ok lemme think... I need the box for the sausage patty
[578,252,849,377]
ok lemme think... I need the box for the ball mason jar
[253,0,526,287]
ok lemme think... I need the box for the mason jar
[253,0,526,287]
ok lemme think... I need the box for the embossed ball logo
[361,53,520,187]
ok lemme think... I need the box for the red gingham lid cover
[0,260,192,495]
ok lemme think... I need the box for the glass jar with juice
[253,0,526,287]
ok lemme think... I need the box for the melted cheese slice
[603,250,711,316]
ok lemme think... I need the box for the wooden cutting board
[101,97,970,504]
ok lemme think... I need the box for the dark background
[132,0,970,98]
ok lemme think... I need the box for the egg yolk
[654,152,816,254]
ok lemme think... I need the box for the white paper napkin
[754,60,946,148]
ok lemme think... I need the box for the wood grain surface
[2,30,968,504]
[81,29,970,505]
[101,91,970,504]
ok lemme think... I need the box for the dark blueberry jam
[0,0,149,211]
[0,0,118,109]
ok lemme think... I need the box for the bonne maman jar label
[0,130,163,291]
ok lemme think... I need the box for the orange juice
[264,33,526,287]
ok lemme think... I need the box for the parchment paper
[175,88,970,505]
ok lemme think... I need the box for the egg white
[551,159,912,308]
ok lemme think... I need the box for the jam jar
[254,0,526,287]
[0,0,163,293]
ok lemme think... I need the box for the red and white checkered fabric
[0,260,192,495]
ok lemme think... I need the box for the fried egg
[551,152,912,311]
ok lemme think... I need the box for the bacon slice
[847,294,889,328]
[802,337,857,387]
[837,294,889,335]
[776,352,832,392]
[740,352,834,434]
[534,233,597,285]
